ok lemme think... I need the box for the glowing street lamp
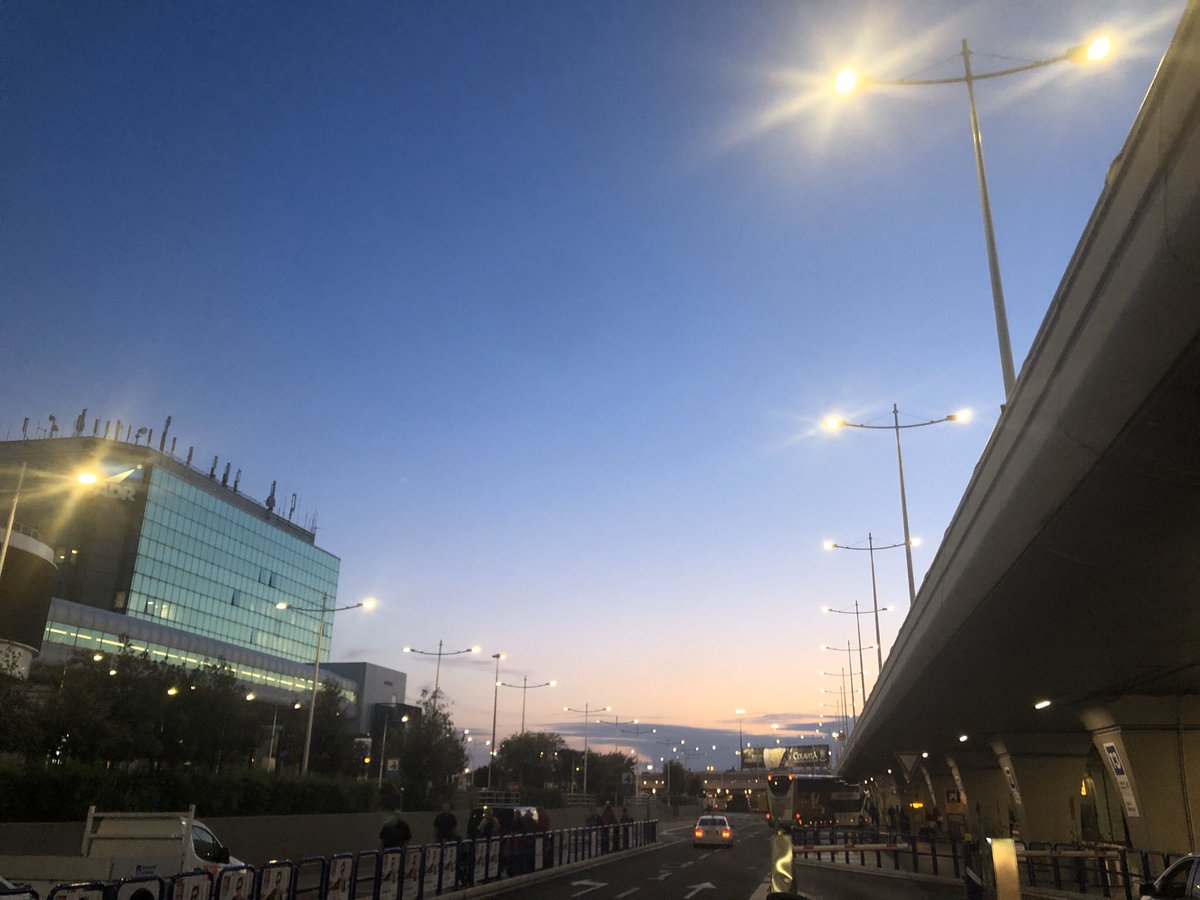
[277,595,378,775]
[823,407,969,604]
[833,35,1112,400]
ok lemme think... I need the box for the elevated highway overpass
[838,0,1200,854]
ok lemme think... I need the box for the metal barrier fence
[789,827,1185,899]
[8,821,658,900]
[791,829,963,881]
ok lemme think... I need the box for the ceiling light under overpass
[1035,699,1052,710]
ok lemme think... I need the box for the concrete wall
[0,806,619,868]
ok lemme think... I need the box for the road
[487,813,773,899]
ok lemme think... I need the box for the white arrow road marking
[570,881,607,896]
[683,884,717,899]
[615,890,640,898]
[650,870,673,881]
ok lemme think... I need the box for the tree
[664,760,686,802]
[495,731,566,789]
[275,680,359,775]
[582,751,635,804]
[394,691,467,809]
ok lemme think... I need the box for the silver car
[693,815,733,848]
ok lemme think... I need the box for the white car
[693,815,733,848]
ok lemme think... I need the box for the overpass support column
[991,735,1092,844]
[947,750,1017,839]
[1081,698,1200,853]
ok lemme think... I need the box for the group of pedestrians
[585,801,636,852]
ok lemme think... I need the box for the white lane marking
[683,884,716,899]
[650,869,673,881]
[615,890,640,898]
[678,860,693,868]
[569,880,607,896]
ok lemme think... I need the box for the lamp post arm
[871,53,1068,87]
[840,417,955,430]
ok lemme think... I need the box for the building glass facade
[125,467,340,664]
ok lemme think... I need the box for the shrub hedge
[0,762,379,821]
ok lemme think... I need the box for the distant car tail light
[694,829,704,838]
[721,829,731,838]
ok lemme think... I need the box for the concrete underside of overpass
[838,1,1200,853]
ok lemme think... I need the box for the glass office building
[126,466,340,662]
[0,434,341,674]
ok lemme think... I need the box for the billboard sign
[742,744,831,769]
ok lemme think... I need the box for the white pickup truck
[0,807,243,898]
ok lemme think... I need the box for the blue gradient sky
[2,0,1185,770]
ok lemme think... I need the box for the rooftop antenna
[135,427,148,445]
[115,419,123,442]
[146,429,153,447]
[310,509,318,537]
[74,408,87,437]
[265,481,277,512]
[92,419,100,437]
[48,415,59,437]
[221,462,231,487]
[170,437,177,457]
[288,493,297,521]
[209,456,218,479]
[103,421,112,440]
[159,416,172,453]
[186,446,194,467]
[124,424,131,442]
[21,418,28,440]
[233,469,241,493]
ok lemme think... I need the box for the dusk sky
[2,0,1185,770]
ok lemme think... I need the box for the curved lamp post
[822,532,904,673]
[498,674,557,734]
[821,640,877,711]
[563,702,612,796]
[834,36,1112,400]
[402,640,481,697]
[276,595,378,775]
[823,407,969,604]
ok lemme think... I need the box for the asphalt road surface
[490,813,773,899]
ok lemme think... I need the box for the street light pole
[734,709,746,771]
[961,38,1016,398]
[892,404,917,603]
[302,602,326,775]
[403,640,482,698]
[498,674,556,733]
[824,407,970,605]
[278,595,377,776]
[377,710,409,788]
[833,35,1112,401]
[564,702,611,797]
[824,533,905,673]
[820,643,872,712]
[0,463,27,585]
[488,652,502,789]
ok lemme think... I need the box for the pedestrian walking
[433,802,458,843]
[600,801,618,853]
[380,811,413,850]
